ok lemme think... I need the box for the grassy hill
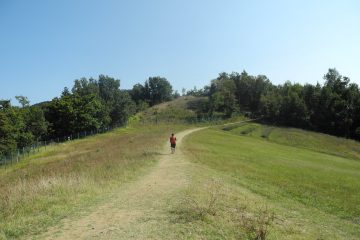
[138,96,226,124]
[0,123,187,239]
[222,122,360,160]
[0,97,359,239]
[182,123,360,239]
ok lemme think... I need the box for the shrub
[234,205,275,240]
[172,179,225,222]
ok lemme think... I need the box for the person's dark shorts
[171,143,176,148]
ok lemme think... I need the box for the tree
[110,91,136,126]
[230,71,270,113]
[130,83,146,104]
[98,75,121,103]
[72,93,110,132]
[349,83,360,139]
[146,76,173,105]
[61,87,71,97]
[324,68,349,95]
[46,92,110,138]
[129,83,149,112]
[0,97,49,152]
[24,106,48,140]
[278,86,308,127]
[208,73,237,117]
[15,95,30,108]
[186,86,207,97]
[182,88,186,96]
[0,100,11,109]
[259,87,282,123]
[72,77,99,96]
[97,75,134,125]
[45,75,140,137]
[45,95,77,138]
[232,71,251,109]
[0,107,17,156]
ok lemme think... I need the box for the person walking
[170,133,177,154]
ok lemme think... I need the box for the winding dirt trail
[39,128,203,240]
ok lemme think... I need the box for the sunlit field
[0,123,186,239]
[182,125,360,239]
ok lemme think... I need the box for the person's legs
[171,144,176,154]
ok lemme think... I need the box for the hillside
[0,123,187,239]
[138,96,209,124]
[0,97,359,240]
[183,125,360,239]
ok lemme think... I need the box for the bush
[172,179,225,222]
[233,205,275,240]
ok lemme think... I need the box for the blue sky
[1,0,359,104]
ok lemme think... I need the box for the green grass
[2,99,360,240]
[0,123,186,240]
[139,96,244,125]
[228,123,360,160]
[183,126,360,239]
[139,96,199,124]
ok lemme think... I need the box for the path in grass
[38,128,203,240]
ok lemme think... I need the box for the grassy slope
[2,96,360,239]
[0,96,219,240]
[227,122,360,160]
[0,123,186,239]
[140,96,199,123]
[183,124,360,239]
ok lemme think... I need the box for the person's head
[171,133,174,136]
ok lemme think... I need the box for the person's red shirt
[170,136,177,144]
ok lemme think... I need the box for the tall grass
[172,179,225,222]
[0,124,186,239]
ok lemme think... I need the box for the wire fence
[0,123,123,169]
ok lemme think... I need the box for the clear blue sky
[1,0,359,104]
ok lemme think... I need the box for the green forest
[0,76,174,157]
[1,68,360,158]
[203,68,360,140]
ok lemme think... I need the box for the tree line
[2,68,359,157]
[202,68,360,140]
[0,75,174,157]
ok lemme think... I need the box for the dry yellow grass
[36,128,202,240]
[0,123,186,239]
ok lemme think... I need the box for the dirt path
[38,128,203,240]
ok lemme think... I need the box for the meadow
[182,123,360,239]
[0,123,186,239]
[1,99,360,239]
